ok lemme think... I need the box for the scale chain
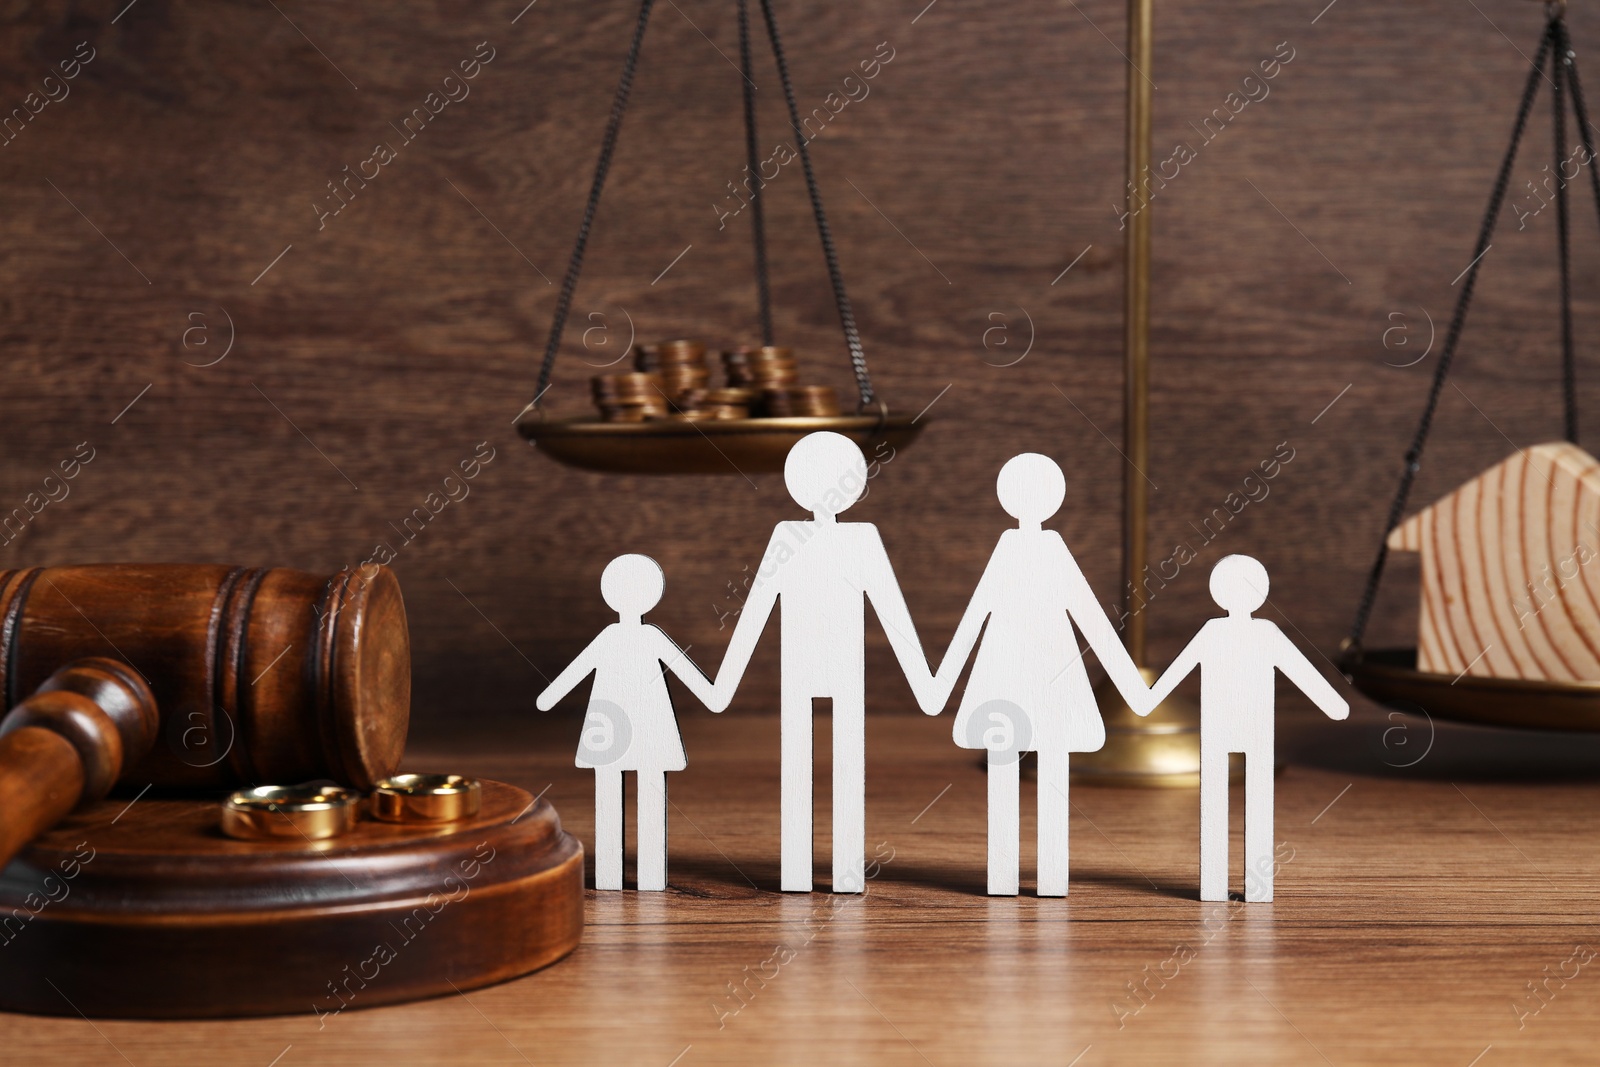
[533,0,879,413]
[534,0,657,409]
[1555,21,1577,444]
[1347,21,1557,651]
[738,0,775,347]
[756,0,877,411]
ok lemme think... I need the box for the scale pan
[518,414,924,475]
[1344,647,1600,732]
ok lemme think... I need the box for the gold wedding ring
[221,783,362,841]
[369,773,482,824]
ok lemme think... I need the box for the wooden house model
[1386,441,1600,682]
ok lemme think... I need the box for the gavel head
[0,565,410,791]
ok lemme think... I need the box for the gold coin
[726,345,793,360]
[761,386,840,417]
[593,373,664,401]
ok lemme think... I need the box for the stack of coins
[653,340,713,398]
[761,385,841,417]
[724,346,799,390]
[666,387,711,420]
[704,387,757,420]
[587,338,842,421]
[591,372,669,422]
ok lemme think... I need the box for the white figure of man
[712,431,935,893]
[1144,554,1349,902]
[536,554,717,891]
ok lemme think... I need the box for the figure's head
[996,452,1065,526]
[601,553,664,617]
[1209,554,1269,615]
[785,431,869,517]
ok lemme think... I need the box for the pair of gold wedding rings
[220,773,482,841]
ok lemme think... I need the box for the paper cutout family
[536,432,1349,900]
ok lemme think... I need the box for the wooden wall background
[1,0,1596,732]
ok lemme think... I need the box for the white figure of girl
[535,554,717,891]
[923,453,1154,896]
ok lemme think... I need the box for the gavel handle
[0,660,158,873]
[0,725,92,872]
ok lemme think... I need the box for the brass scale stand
[1074,0,1208,784]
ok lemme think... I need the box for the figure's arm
[860,526,938,711]
[1146,627,1208,710]
[1059,545,1155,714]
[535,635,603,711]
[706,528,784,711]
[656,629,718,710]
[927,556,998,715]
[1271,627,1350,720]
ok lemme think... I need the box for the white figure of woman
[924,453,1154,896]
[535,554,717,891]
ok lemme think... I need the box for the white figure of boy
[536,554,717,891]
[1143,554,1348,902]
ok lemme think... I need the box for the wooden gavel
[0,659,156,869]
[0,564,411,865]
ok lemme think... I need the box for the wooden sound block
[0,779,583,1018]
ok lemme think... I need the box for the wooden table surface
[5,697,1599,1065]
